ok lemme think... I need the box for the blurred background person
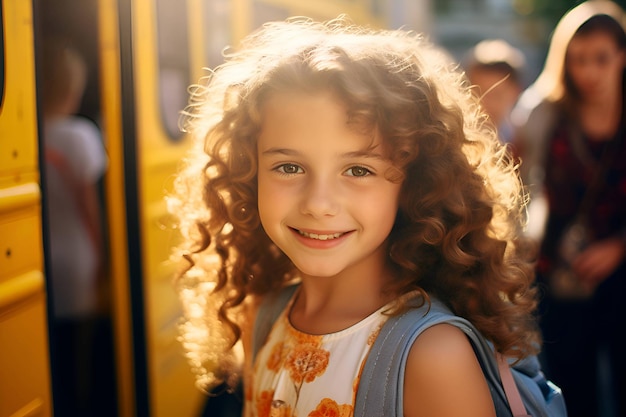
[463,38,526,144]
[511,2,626,416]
[41,36,110,416]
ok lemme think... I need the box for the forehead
[568,31,622,54]
[258,90,381,151]
[469,69,517,89]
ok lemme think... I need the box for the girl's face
[566,31,625,102]
[257,90,402,280]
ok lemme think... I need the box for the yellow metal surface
[0,4,38,179]
[0,271,44,315]
[0,195,42,285]
[0,183,39,212]
[0,0,51,415]
[0,292,51,417]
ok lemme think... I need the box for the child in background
[463,39,526,144]
[171,17,540,417]
[512,1,626,415]
[41,37,108,416]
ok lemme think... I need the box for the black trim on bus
[0,0,5,107]
[118,0,150,416]
[30,0,60,414]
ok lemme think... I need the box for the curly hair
[170,16,540,391]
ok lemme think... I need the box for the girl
[461,39,526,144]
[171,17,540,417]
[41,37,109,416]
[512,1,626,415]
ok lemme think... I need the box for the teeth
[298,230,344,240]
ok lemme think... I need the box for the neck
[290,264,397,334]
[578,92,623,140]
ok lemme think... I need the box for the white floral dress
[245,294,391,417]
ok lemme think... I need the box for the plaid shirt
[538,119,626,276]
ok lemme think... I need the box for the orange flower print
[256,390,275,417]
[308,398,353,417]
[267,341,287,372]
[352,375,359,405]
[367,322,384,346]
[285,344,330,385]
[288,326,324,348]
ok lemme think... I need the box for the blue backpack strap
[354,298,512,417]
[252,283,300,363]
[507,356,567,417]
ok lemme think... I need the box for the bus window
[203,0,231,69]
[156,0,190,141]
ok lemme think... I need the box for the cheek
[566,61,584,78]
[258,173,289,197]
[257,196,278,239]
[257,175,291,227]
[608,59,625,80]
[370,186,401,225]
[257,176,275,216]
[257,174,271,218]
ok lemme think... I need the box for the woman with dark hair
[512,2,626,416]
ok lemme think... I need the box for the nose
[300,175,340,218]
[578,57,603,82]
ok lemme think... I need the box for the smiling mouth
[296,230,345,241]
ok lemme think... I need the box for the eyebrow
[261,147,386,160]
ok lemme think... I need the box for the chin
[293,262,342,279]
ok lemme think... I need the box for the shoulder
[47,116,107,178]
[403,323,495,417]
[46,117,104,156]
[48,116,101,141]
[511,89,557,134]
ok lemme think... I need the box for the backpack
[252,284,568,417]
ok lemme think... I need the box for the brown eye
[277,163,302,174]
[346,166,371,177]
